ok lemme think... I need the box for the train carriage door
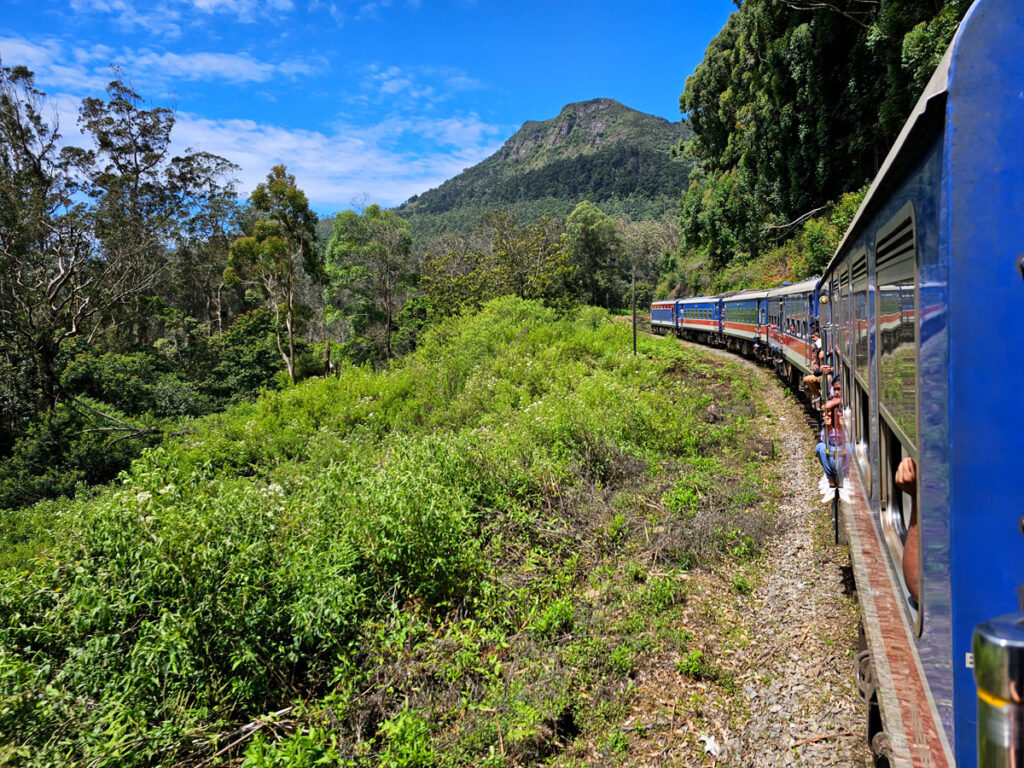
[839,265,851,398]
[874,202,921,627]
[852,251,871,485]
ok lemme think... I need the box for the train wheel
[856,623,892,767]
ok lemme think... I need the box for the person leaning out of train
[815,410,843,490]
[895,457,920,604]
[803,338,832,407]
[815,380,849,502]
[823,378,842,427]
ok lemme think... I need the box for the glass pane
[855,290,868,377]
[878,262,917,448]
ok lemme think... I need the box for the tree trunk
[284,274,296,384]
[36,341,59,411]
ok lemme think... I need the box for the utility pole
[632,260,637,356]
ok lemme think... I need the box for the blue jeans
[815,441,837,482]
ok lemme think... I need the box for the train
[651,1,1024,766]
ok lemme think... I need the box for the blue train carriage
[650,299,677,336]
[676,295,720,342]
[819,0,1024,764]
[763,278,818,388]
[721,289,768,359]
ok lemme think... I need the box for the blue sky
[1,0,737,214]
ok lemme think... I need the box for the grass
[0,297,780,767]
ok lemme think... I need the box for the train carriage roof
[723,289,769,302]
[765,278,819,299]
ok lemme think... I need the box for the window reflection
[878,278,916,445]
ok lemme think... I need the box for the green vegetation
[664,0,969,296]
[1,70,684,509]
[0,299,778,766]
[396,99,693,237]
[227,165,321,384]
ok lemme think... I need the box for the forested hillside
[397,99,693,240]
[661,0,970,296]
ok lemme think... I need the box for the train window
[879,419,921,628]
[839,266,851,364]
[854,381,871,488]
[875,202,918,449]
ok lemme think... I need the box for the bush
[0,297,773,766]
[0,401,152,510]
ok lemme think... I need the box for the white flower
[268,483,284,495]
[135,492,152,504]
[700,734,720,757]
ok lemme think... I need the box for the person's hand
[895,457,917,494]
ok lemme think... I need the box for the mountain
[396,98,694,238]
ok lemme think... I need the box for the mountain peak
[558,97,627,116]
[499,98,680,164]
[396,100,693,230]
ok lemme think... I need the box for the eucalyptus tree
[0,65,236,411]
[226,165,319,383]
[326,204,416,361]
[565,201,624,309]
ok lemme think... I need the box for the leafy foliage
[326,204,417,362]
[228,165,320,383]
[671,0,969,287]
[0,298,777,766]
[422,211,572,316]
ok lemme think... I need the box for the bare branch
[776,0,876,29]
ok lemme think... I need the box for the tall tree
[565,201,624,309]
[422,211,571,315]
[0,66,236,410]
[226,165,319,384]
[326,204,416,361]
[675,0,970,274]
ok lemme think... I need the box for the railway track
[626,337,868,766]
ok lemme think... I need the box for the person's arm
[896,457,920,602]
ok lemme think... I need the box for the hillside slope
[1,298,778,767]
[397,99,693,237]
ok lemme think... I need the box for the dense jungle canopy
[664,0,969,294]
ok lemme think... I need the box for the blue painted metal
[945,0,1024,762]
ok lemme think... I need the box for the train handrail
[973,613,1024,766]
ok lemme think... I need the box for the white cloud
[0,37,111,92]
[187,0,295,19]
[358,63,485,109]
[171,110,508,211]
[0,37,63,71]
[69,0,184,37]
[67,0,296,34]
[132,50,315,84]
[0,36,321,94]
